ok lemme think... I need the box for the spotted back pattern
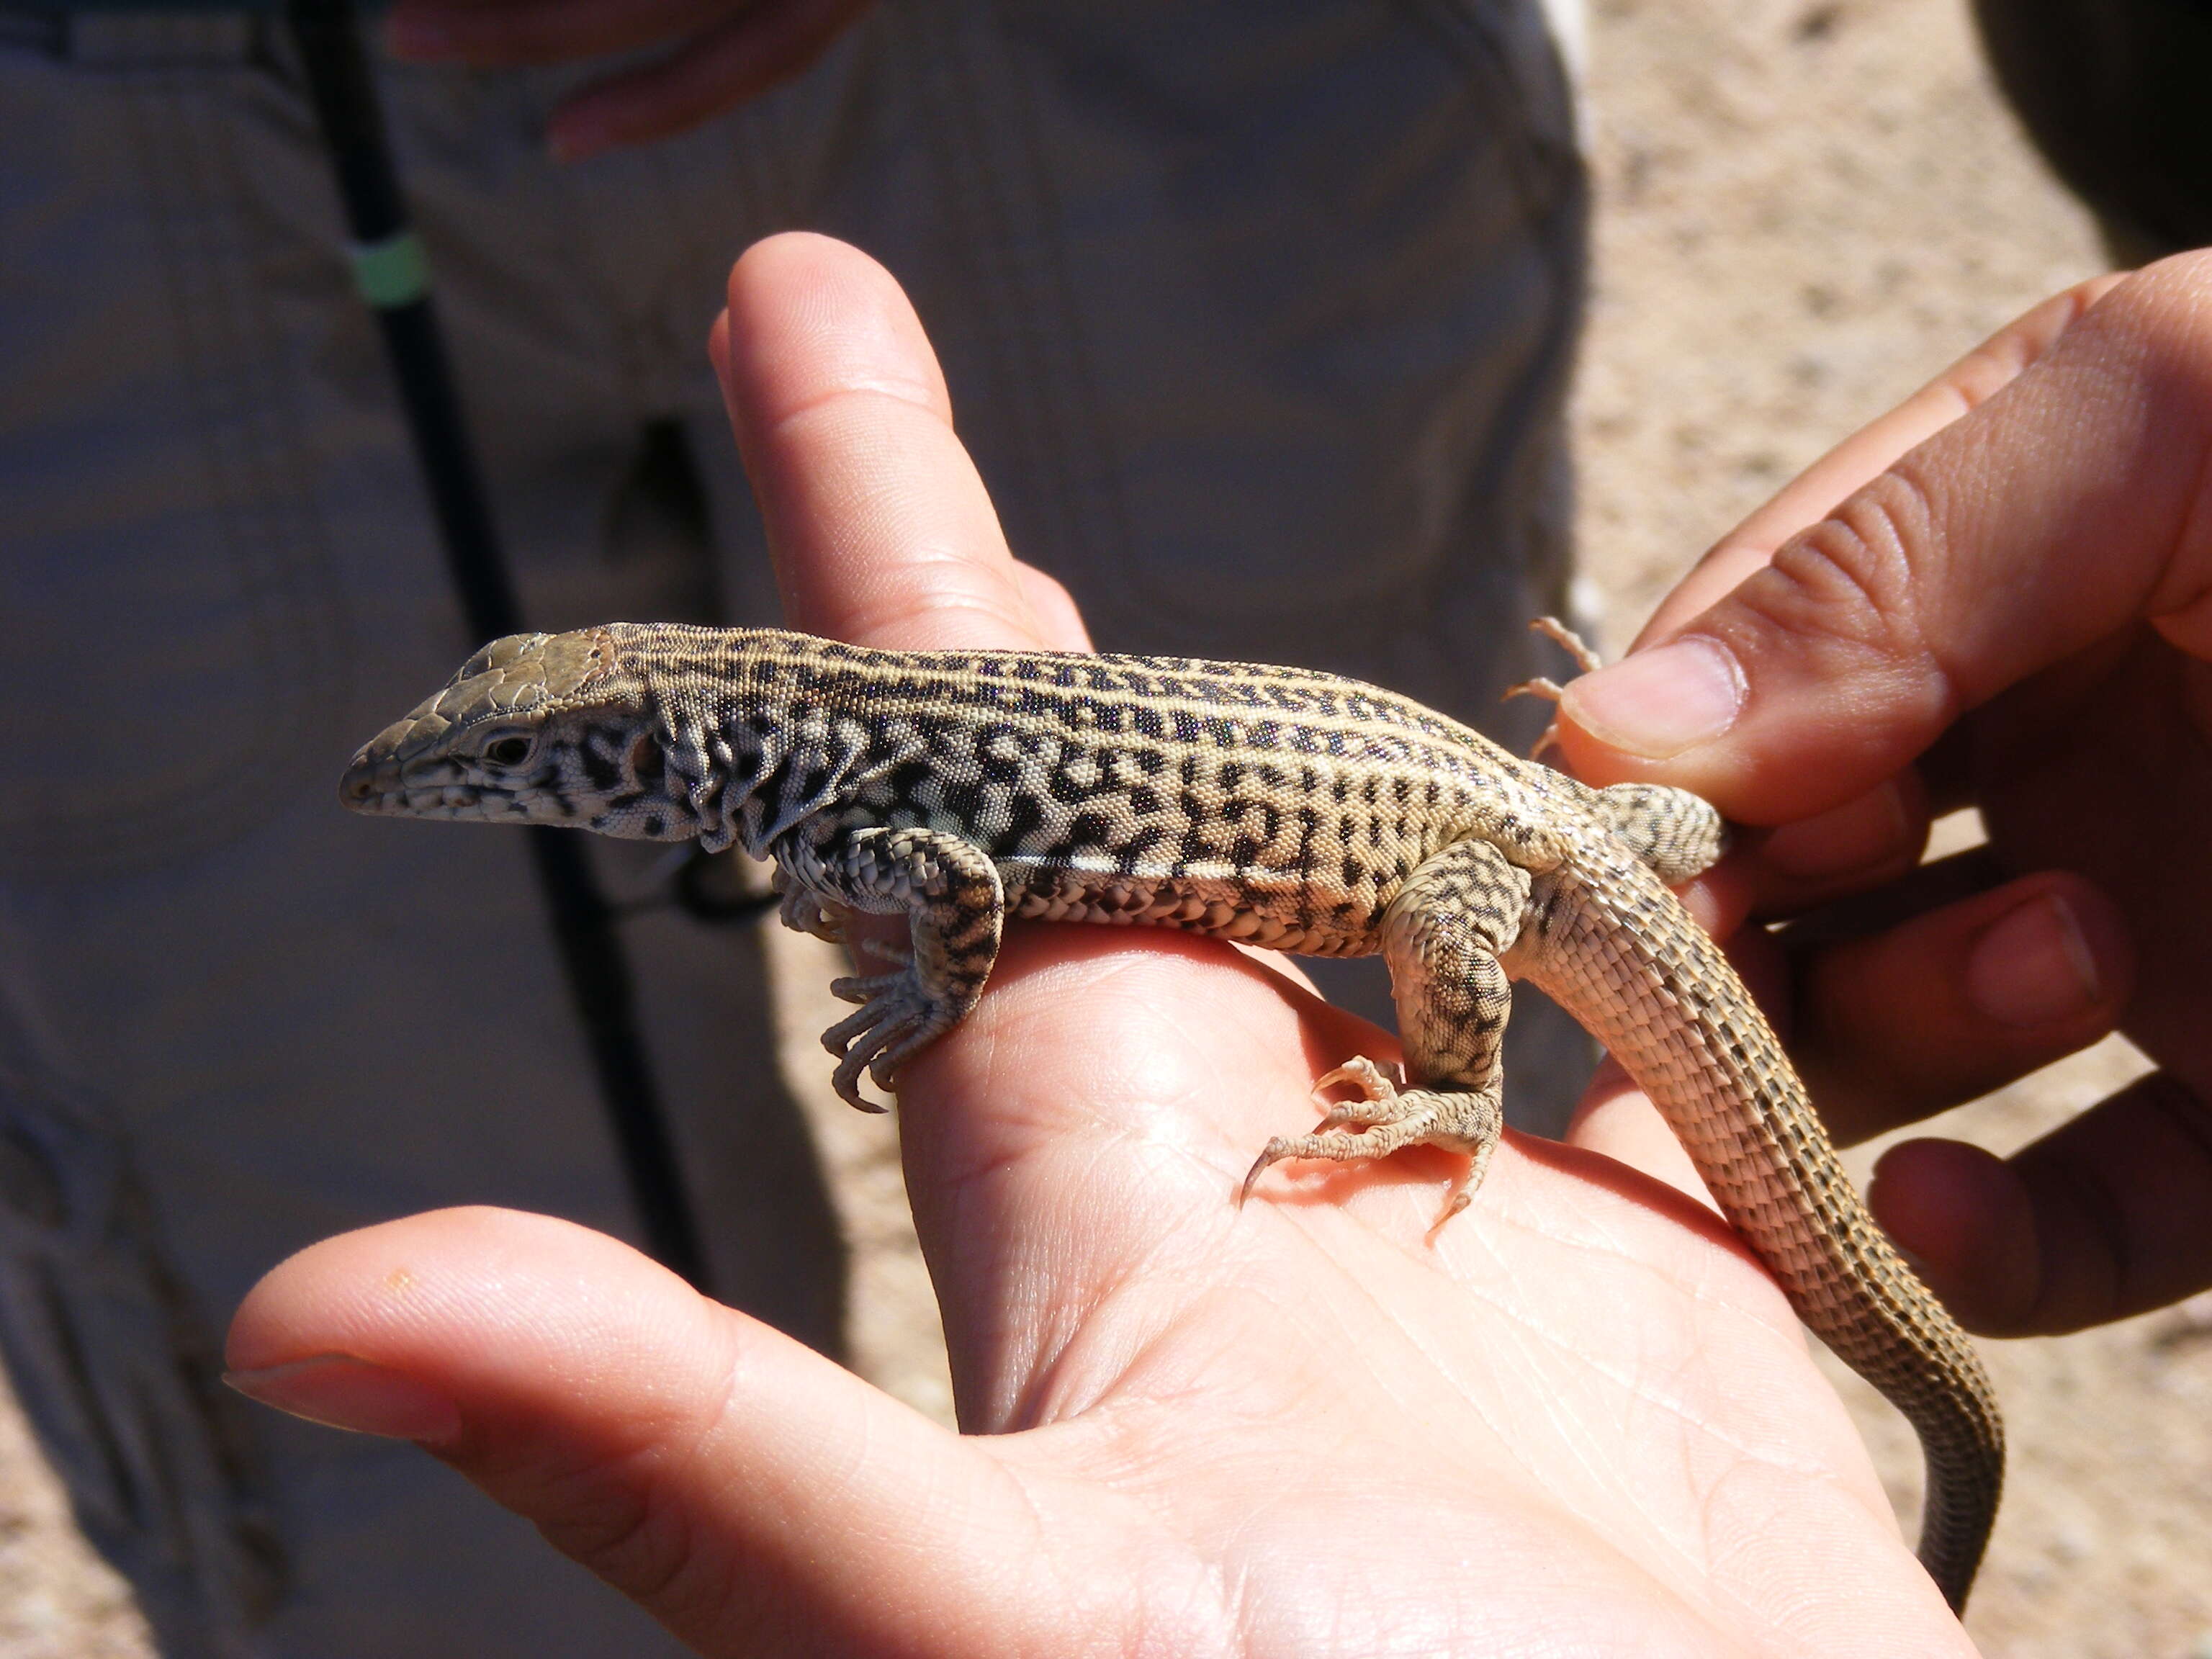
[346,623,1613,958]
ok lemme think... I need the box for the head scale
[339,626,708,842]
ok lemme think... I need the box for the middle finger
[710,232,1084,652]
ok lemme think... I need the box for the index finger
[1636,276,2130,645]
[1560,253,2212,819]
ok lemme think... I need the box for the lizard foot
[1501,616,1604,762]
[821,968,948,1112]
[1241,1061,1503,1219]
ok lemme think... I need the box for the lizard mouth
[338,757,544,820]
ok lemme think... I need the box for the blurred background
[2,1,2207,1655]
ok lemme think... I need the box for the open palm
[225,233,1972,1656]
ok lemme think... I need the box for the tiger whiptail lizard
[341,621,2004,1611]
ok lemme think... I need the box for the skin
[228,234,2211,1655]
[382,0,875,161]
[1556,262,2212,1339]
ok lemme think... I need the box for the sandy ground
[6,1,2206,1653]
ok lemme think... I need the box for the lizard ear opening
[630,731,666,786]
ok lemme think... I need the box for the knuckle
[1941,277,2113,410]
[2056,258,2212,611]
[1730,467,1964,721]
[2031,1149,2131,1333]
[2064,252,2212,410]
[857,588,1042,652]
[530,1448,706,1605]
[521,1378,750,1621]
[2117,1076,2212,1305]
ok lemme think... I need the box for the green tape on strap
[346,231,429,308]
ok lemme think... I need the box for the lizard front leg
[1244,837,1530,1217]
[777,824,1005,1112]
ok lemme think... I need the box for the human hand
[382,0,873,160]
[223,234,1974,1655]
[1553,258,2212,1340]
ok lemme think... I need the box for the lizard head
[339,626,705,841]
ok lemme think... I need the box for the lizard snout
[338,717,418,811]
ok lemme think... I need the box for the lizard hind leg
[1593,783,1727,886]
[1241,839,1527,1228]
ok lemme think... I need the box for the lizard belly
[997,858,1382,958]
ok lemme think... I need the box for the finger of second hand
[1748,775,1928,915]
[1789,871,2131,1143]
[1559,266,2212,824]
[709,233,1064,653]
[1628,276,2128,649]
[1872,1069,2212,1336]
[1997,1070,2212,1328]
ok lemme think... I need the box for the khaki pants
[0,4,1586,1653]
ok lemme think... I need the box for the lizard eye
[483,734,534,766]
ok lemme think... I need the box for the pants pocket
[0,15,351,879]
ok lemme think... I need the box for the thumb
[223,1208,1025,1657]
[1553,252,2212,819]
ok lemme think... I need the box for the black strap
[282,0,709,1292]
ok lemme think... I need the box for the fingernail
[1760,781,1911,878]
[1559,637,1745,760]
[1964,892,2101,1027]
[225,1355,462,1444]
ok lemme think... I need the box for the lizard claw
[855,933,913,968]
[1309,1055,1398,1101]
[778,885,848,944]
[1501,614,1603,703]
[1241,1057,1411,1202]
[821,986,920,1111]
[1305,1056,1405,1129]
[820,969,960,1113]
[830,969,907,1006]
[1238,1142,1290,1206]
[1423,1179,1476,1244]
